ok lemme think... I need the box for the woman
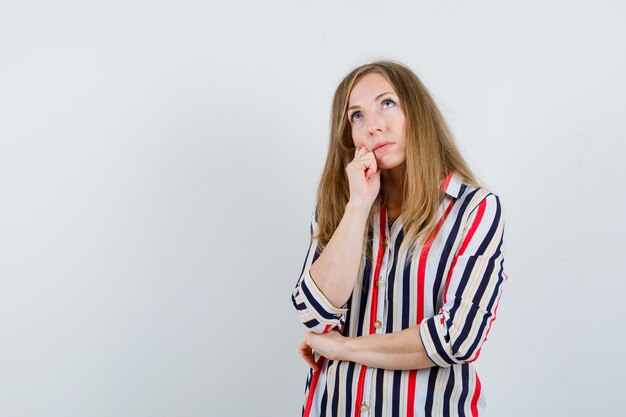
[291,60,508,417]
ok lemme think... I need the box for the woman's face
[347,73,406,170]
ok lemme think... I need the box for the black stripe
[458,364,469,417]
[451,297,482,354]
[294,214,323,321]
[356,258,371,337]
[454,253,498,354]
[466,194,499,260]
[344,362,356,417]
[426,318,456,365]
[300,280,340,321]
[425,367,438,416]
[374,367,385,416]
[458,183,467,198]
[303,318,320,329]
[320,376,328,417]
[451,196,501,354]
[386,230,404,333]
[457,239,505,361]
[401,262,411,329]
[443,367,455,417]
[305,367,313,392]
[432,189,480,312]
[343,295,353,335]
[331,361,341,417]
[391,370,401,417]
[291,291,300,310]
[291,193,506,413]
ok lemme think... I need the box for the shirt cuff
[419,315,460,368]
[299,270,348,323]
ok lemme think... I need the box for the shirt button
[376,278,385,287]
[373,320,382,329]
[360,403,369,412]
[384,237,389,247]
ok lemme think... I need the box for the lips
[374,141,394,151]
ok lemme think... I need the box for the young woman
[291,60,508,417]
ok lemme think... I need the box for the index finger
[354,146,369,158]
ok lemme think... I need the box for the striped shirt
[291,171,508,417]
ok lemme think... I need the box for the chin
[377,157,405,170]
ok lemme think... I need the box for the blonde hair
[314,59,482,266]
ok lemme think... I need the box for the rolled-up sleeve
[291,207,348,333]
[419,193,508,368]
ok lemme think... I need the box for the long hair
[314,59,481,267]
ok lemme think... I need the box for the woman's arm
[292,147,381,332]
[291,203,370,333]
[344,326,438,370]
[299,326,437,371]
[307,202,370,308]
[299,193,507,370]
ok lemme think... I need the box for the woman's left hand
[298,329,348,369]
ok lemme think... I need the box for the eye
[382,98,396,108]
[349,111,362,123]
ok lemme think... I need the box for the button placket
[361,366,374,415]
[378,229,393,333]
[374,234,390,334]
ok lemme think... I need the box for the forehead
[348,73,396,106]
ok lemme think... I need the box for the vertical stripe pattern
[291,171,508,416]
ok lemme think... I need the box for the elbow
[291,284,344,334]
[419,312,494,368]
[297,314,342,334]
[449,342,484,365]
[448,308,498,364]
[292,270,348,333]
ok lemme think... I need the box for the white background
[1,1,625,416]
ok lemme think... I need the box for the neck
[381,164,405,211]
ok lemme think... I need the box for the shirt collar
[378,170,466,215]
[439,170,466,199]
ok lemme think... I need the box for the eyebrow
[348,92,396,112]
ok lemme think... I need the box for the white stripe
[293,183,508,416]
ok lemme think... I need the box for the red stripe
[470,372,482,416]
[407,370,417,417]
[303,356,326,417]
[418,199,456,323]
[470,280,504,362]
[368,193,387,335]
[355,193,388,416]
[457,199,486,257]
[443,198,486,305]
[408,199,456,416]
[353,365,368,417]
[302,325,338,416]
[439,171,454,193]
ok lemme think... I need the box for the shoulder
[454,180,503,221]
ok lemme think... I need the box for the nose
[367,112,384,135]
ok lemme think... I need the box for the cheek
[393,114,405,131]
[351,131,364,146]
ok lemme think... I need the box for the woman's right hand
[346,146,381,211]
